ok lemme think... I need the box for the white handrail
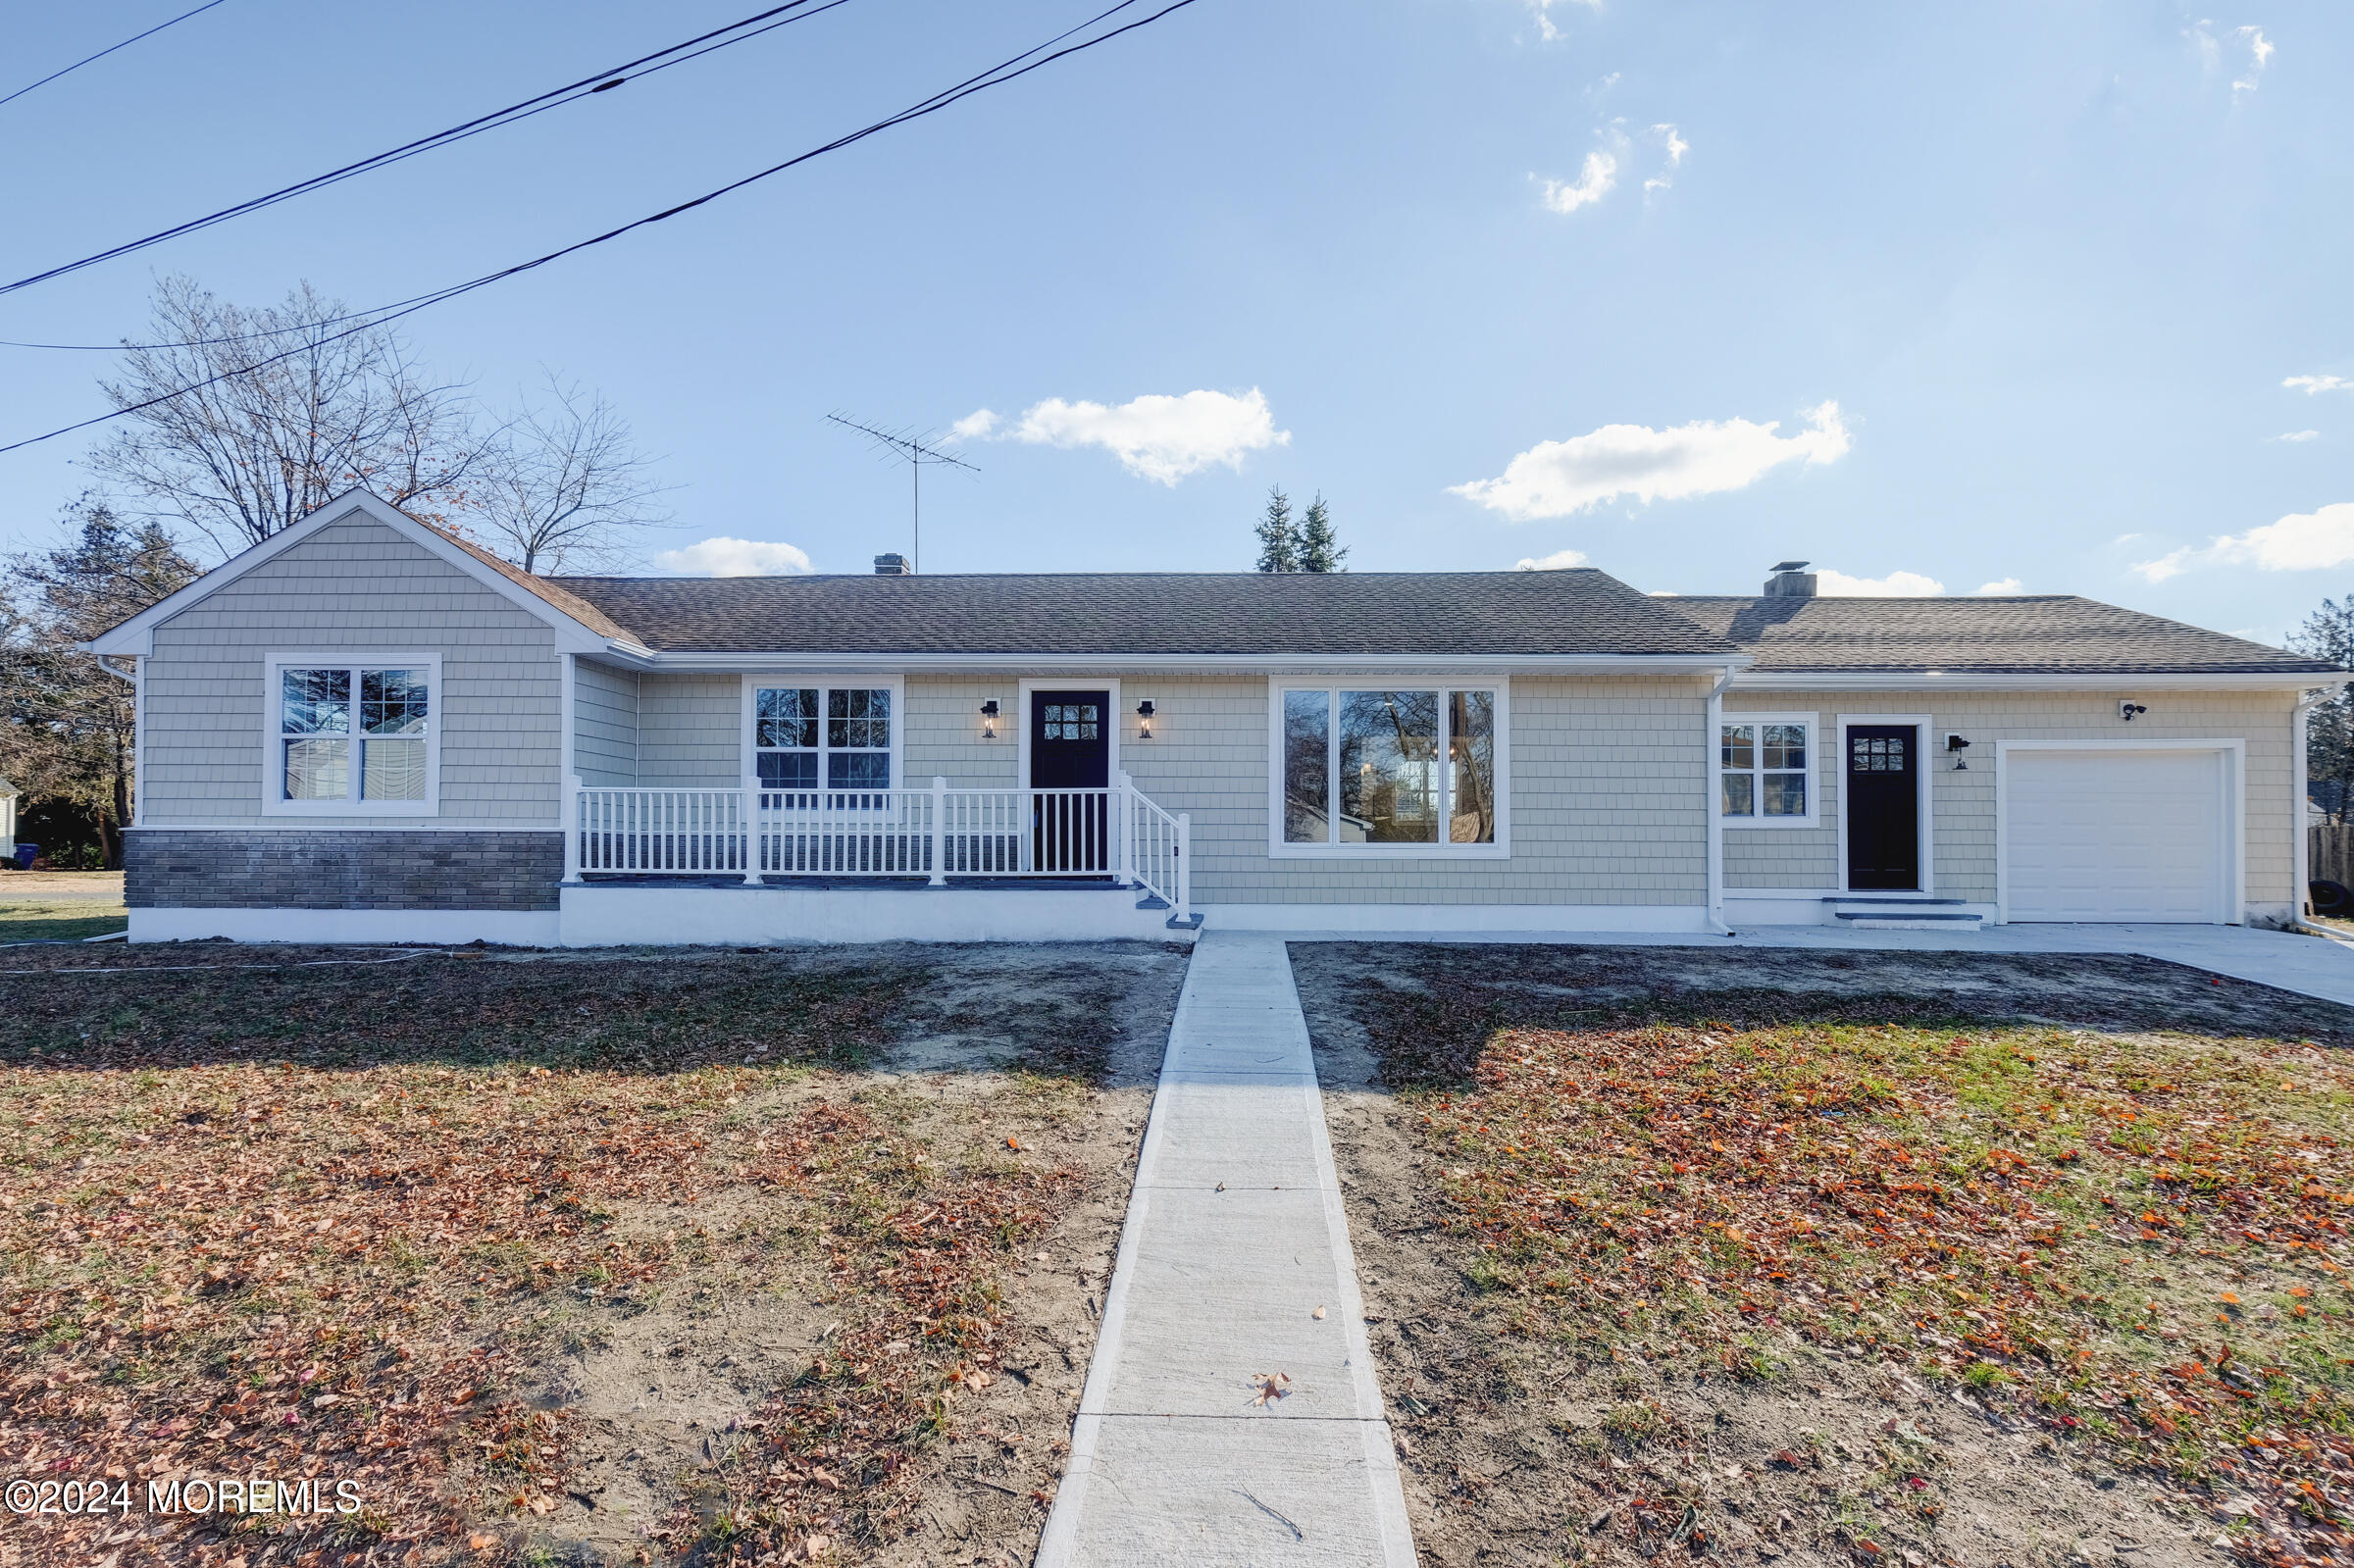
[573,784,1179,909]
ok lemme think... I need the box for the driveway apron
[1035,931,1416,1568]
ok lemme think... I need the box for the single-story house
[84,490,2347,946]
[0,778,18,853]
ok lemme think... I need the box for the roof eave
[1729,669,2348,691]
[580,648,1752,675]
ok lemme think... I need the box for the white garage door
[2005,748,2230,923]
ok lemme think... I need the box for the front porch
[559,776,1199,945]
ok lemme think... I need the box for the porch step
[1822,894,1984,932]
[1165,912,1204,932]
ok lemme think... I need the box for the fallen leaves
[1355,964,2354,1568]
[1251,1372,1293,1406]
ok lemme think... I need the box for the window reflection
[1283,690,1330,843]
[1338,690,1439,844]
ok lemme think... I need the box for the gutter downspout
[1706,666,1736,936]
[2293,686,2333,939]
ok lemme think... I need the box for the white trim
[129,907,560,945]
[739,674,907,794]
[556,882,1190,947]
[84,491,615,658]
[1736,671,2346,693]
[129,822,561,833]
[1263,677,1511,860]
[132,656,147,829]
[1018,677,1123,792]
[1993,738,2247,926]
[2296,692,2323,919]
[606,649,1751,676]
[1715,710,1822,830]
[1836,713,1934,894]
[559,652,578,792]
[1200,901,1712,935]
[261,652,442,818]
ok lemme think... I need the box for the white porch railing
[565,773,1190,924]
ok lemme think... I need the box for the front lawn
[0,897,128,944]
[1,941,1184,1568]
[1298,943,2354,1568]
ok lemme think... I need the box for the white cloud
[2273,430,2322,443]
[1514,548,1590,571]
[1539,150,1617,213]
[1644,124,1690,193]
[947,408,998,441]
[1817,568,1946,596]
[2286,375,2350,395]
[1974,578,2023,594]
[2189,21,2276,97]
[654,536,813,577]
[1451,402,1852,521]
[2132,501,2354,582]
[2112,531,2143,545]
[1005,387,1288,485]
[1528,0,1602,42]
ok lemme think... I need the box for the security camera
[2120,701,2147,722]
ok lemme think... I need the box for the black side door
[1845,724,1919,890]
[1030,690,1111,873]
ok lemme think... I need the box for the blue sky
[1,0,2348,643]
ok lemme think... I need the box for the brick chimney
[873,553,912,576]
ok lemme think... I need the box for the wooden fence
[2311,822,2354,891]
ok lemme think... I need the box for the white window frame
[261,652,442,818]
[1717,710,1820,831]
[739,675,905,802]
[1265,677,1510,858]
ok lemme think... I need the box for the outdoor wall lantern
[980,699,999,739]
[1136,700,1156,739]
[1945,733,1971,772]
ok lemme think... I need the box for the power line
[0,1,230,111]
[0,0,856,301]
[825,412,979,573]
[0,0,1204,459]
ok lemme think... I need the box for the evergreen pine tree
[1297,491,1347,573]
[1254,485,1299,573]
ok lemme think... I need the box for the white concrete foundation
[1199,899,1711,935]
[557,882,1192,946]
[128,907,561,945]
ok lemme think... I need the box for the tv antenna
[823,411,978,573]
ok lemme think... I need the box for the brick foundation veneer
[126,831,563,911]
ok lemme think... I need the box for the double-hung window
[752,683,896,803]
[1274,683,1506,854]
[266,655,438,815]
[1718,714,1816,827]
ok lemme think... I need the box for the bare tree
[467,375,673,573]
[90,277,493,557]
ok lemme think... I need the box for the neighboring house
[0,779,17,853]
[84,492,2348,945]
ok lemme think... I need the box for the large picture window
[753,684,895,797]
[265,655,437,815]
[1719,715,1817,827]
[1275,683,1505,854]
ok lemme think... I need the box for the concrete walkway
[1036,931,1416,1568]
[1263,922,2354,1011]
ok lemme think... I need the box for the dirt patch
[1294,941,2354,1568]
[1,940,1186,1568]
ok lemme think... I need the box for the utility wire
[0,0,854,301]
[0,0,1203,458]
[0,0,230,111]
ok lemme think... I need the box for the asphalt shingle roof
[1669,594,2339,676]
[539,569,1737,657]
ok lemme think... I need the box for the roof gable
[83,491,628,657]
